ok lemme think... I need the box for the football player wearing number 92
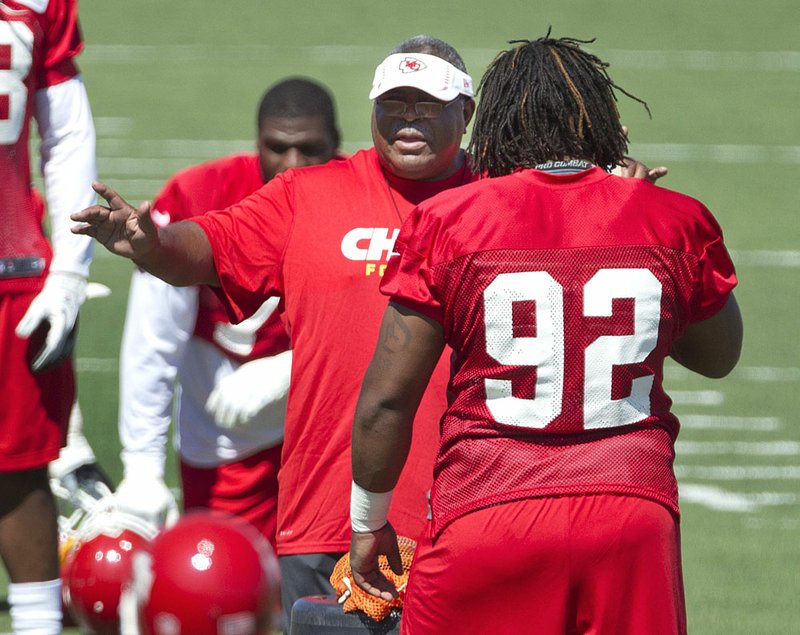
[348,35,743,635]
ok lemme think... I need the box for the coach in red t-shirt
[74,35,476,626]
[348,36,743,634]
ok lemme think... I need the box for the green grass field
[2,0,798,632]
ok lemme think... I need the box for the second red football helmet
[130,510,280,635]
[63,504,157,634]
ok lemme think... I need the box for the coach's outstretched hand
[71,182,159,260]
[350,523,404,601]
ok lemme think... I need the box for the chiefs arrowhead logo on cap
[399,56,427,73]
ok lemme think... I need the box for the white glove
[205,350,292,429]
[15,271,87,372]
[49,401,97,480]
[115,468,179,530]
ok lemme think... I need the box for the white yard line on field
[679,483,799,512]
[97,137,253,158]
[734,367,800,382]
[670,390,724,406]
[665,366,800,382]
[729,250,800,268]
[630,143,800,164]
[679,416,782,431]
[76,358,118,373]
[676,465,800,479]
[80,46,800,73]
[676,441,800,455]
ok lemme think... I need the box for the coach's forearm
[134,221,219,287]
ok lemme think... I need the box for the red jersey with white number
[382,167,737,537]
[151,153,289,363]
[191,147,478,555]
[0,0,81,292]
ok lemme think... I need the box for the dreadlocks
[469,33,650,177]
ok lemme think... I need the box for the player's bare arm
[671,294,743,378]
[353,303,444,491]
[71,182,218,287]
[350,303,444,599]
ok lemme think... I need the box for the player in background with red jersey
[1,0,97,632]
[348,35,743,634]
[113,78,342,545]
[71,34,664,630]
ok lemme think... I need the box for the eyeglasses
[375,98,460,119]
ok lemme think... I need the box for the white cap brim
[369,53,474,101]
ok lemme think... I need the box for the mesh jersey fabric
[380,166,737,537]
[0,0,82,293]
[191,148,479,555]
[151,153,289,363]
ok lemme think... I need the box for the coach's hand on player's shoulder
[616,156,668,183]
[71,182,159,260]
[350,522,403,601]
[616,125,668,183]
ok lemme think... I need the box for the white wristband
[350,481,393,533]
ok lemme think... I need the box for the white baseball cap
[369,53,474,101]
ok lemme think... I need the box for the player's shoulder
[416,169,508,216]
[169,153,258,187]
[277,147,375,188]
[632,178,713,219]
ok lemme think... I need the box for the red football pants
[402,494,686,635]
[180,444,281,550]
[0,291,74,471]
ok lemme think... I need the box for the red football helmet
[131,510,280,635]
[62,503,157,634]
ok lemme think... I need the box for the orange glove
[330,536,416,622]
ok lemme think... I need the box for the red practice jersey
[192,147,478,555]
[382,167,737,537]
[151,153,289,363]
[0,0,82,293]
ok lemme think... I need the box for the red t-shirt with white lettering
[192,147,478,555]
[381,167,737,537]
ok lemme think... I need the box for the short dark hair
[469,33,650,177]
[257,77,340,148]
[389,35,468,73]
